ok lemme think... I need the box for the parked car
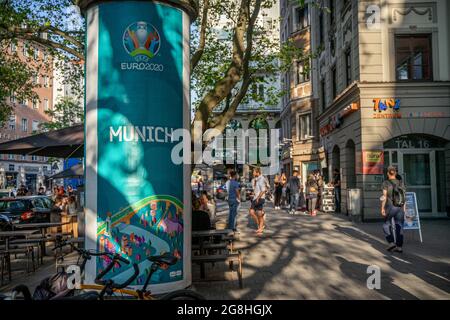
[0,213,13,231]
[0,196,60,226]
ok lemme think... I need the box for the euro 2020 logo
[123,21,161,62]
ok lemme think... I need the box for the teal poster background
[95,1,185,286]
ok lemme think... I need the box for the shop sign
[320,102,359,137]
[403,192,423,242]
[384,135,446,149]
[373,98,401,119]
[362,151,384,175]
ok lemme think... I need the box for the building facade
[311,0,450,219]
[0,40,53,192]
[279,0,323,184]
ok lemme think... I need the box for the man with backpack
[380,166,406,253]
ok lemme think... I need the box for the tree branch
[191,0,210,72]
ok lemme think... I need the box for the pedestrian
[287,170,301,215]
[274,174,283,210]
[67,185,74,196]
[248,167,267,235]
[280,172,288,208]
[332,169,341,213]
[225,171,241,231]
[315,170,324,211]
[381,166,406,253]
[306,173,319,216]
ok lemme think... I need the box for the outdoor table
[13,222,70,260]
[0,230,40,253]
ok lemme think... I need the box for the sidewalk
[192,200,450,300]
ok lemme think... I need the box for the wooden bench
[192,251,243,288]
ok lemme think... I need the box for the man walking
[381,166,406,253]
[287,170,301,215]
[226,171,241,232]
[249,167,267,235]
[332,169,341,213]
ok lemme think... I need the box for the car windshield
[0,200,27,211]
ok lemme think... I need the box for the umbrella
[0,124,84,158]
[49,163,84,180]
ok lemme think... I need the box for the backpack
[389,180,406,207]
[32,272,73,300]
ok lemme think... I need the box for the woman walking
[274,175,283,210]
[280,172,288,209]
[306,173,319,216]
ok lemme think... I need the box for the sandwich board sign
[403,192,423,243]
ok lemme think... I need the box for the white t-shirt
[253,175,267,199]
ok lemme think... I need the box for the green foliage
[40,96,84,131]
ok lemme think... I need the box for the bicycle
[11,241,205,300]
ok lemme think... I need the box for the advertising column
[80,0,197,293]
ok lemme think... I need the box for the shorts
[251,199,265,212]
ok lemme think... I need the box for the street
[192,201,450,300]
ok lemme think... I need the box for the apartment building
[279,0,324,184]
[311,0,450,219]
[0,39,53,192]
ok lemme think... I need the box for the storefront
[319,82,450,220]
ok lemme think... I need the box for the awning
[49,163,84,180]
[0,124,84,158]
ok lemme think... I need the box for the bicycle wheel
[161,289,206,300]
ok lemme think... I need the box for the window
[21,118,28,132]
[34,47,39,60]
[395,34,432,81]
[33,74,39,85]
[22,42,28,57]
[44,76,49,88]
[329,0,335,26]
[319,12,325,47]
[321,79,326,111]
[294,6,309,31]
[32,120,39,133]
[332,66,337,99]
[10,42,17,53]
[258,84,265,100]
[8,154,15,160]
[9,164,14,171]
[31,155,38,161]
[297,113,312,141]
[21,155,26,161]
[32,99,38,109]
[10,91,16,103]
[345,49,352,86]
[296,61,310,85]
[43,99,49,111]
[9,115,16,131]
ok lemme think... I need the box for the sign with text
[403,192,423,242]
[84,1,192,293]
[362,151,384,175]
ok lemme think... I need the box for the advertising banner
[403,192,423,242]
[84,1,191,293]
[362,151,384,175]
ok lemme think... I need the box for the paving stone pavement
[191,200,450,300]
[1,201,449,300]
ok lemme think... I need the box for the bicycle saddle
[148,253,178,266]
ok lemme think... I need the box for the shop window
[395,34,432,81]
[297,112,312,141]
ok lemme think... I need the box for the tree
[0,0,84,125]
[40,96,84,131]
[1,0,319,143]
